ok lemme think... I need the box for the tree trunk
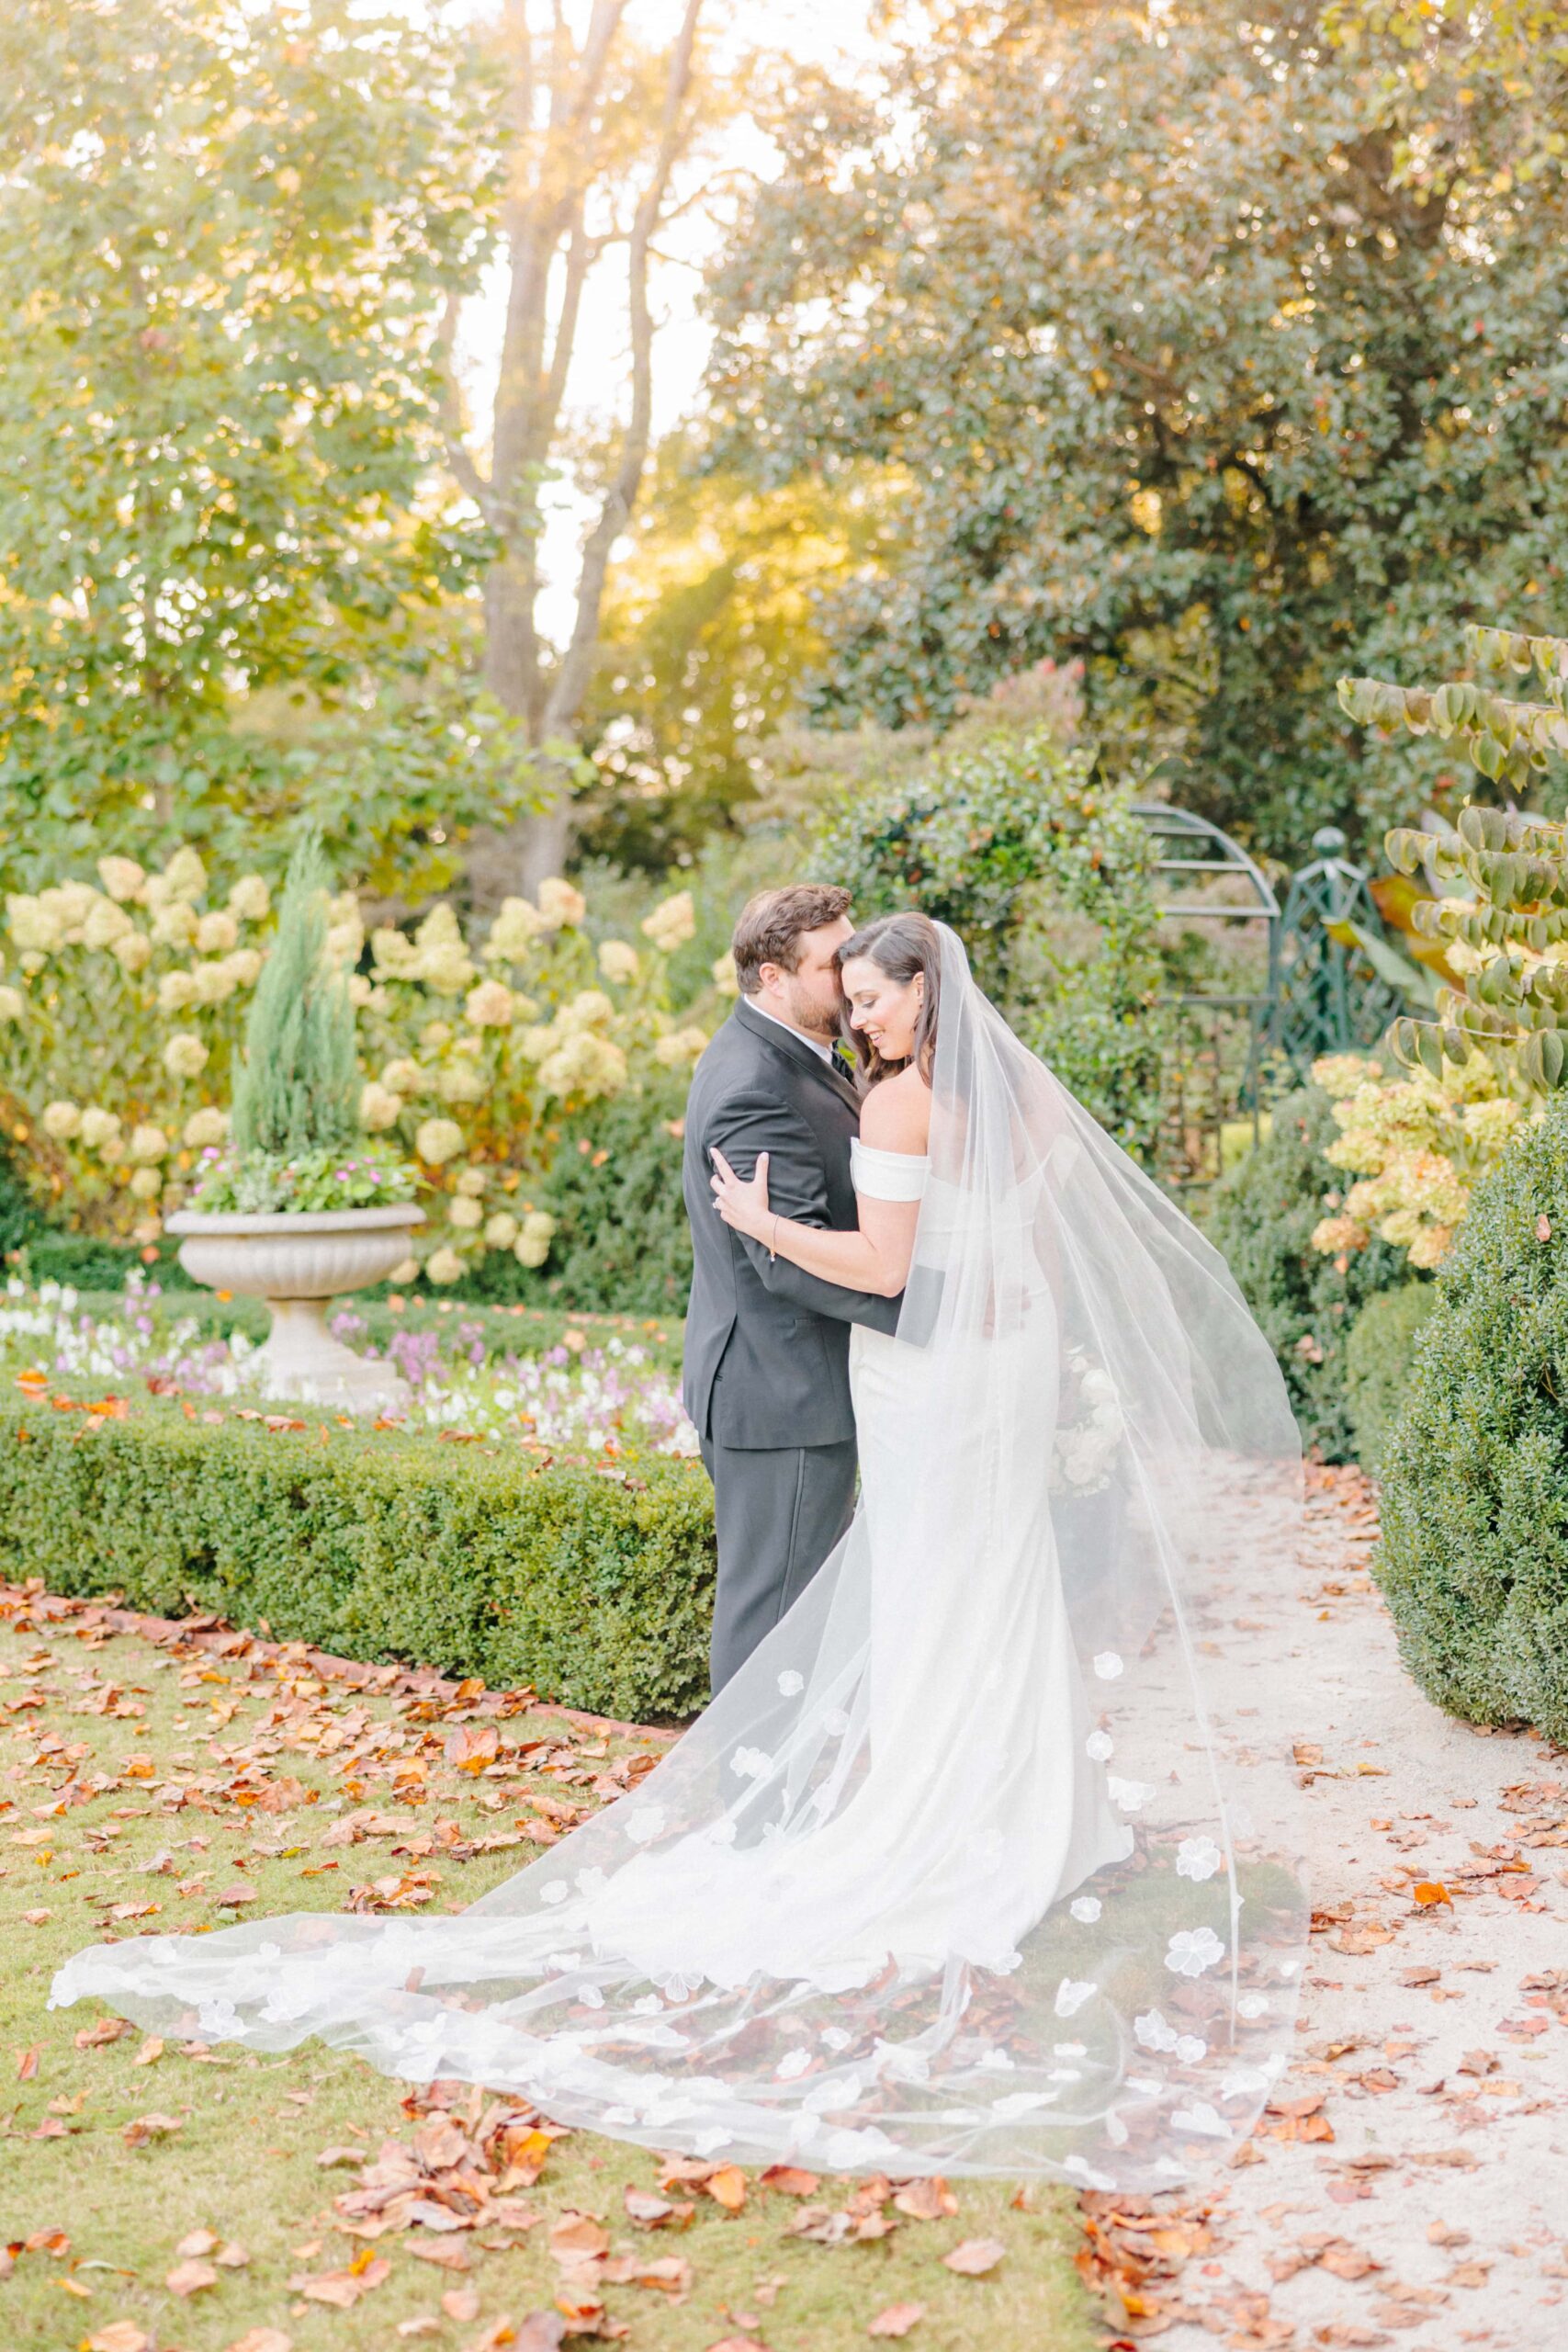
[453,0,705,911]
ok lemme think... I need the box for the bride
[51,916,1306,2190]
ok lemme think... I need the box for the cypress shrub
[0,1404,715,1720]
[1376,1100,1568,1740]
[1202,1088,1409,1459]
[1343,1283,1436,1476]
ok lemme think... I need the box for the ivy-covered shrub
[1343,1283,1437,1476]
[1203,1088,1410,1459]
[1375,1101,1568,1741]
[814,721,1167,1158]
[0,1401,714,1719]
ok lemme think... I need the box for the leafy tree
[703,0,1568,858]
[0,0,522,894]
[576,442,880,870]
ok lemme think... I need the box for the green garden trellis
[1133,805,1280,1187]
[1263,825,1404,1081]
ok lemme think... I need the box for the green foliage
[193,1141,416,1216]
[1376,1098,1568,1740]
[0,0,535,892]
[578,448,884,871]
[1343,628,1568,1092]
[231,835,360,1165]
[1343,1281,1437,1476]
[515,1077,693,1316]
[705,2,1568,858]
[813,719,1168,1158]
[1203,1089,1412,1459]
[0,1402,715,1718]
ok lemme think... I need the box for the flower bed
[0,1278,695,1459]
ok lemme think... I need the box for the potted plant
[167,833,423,1412]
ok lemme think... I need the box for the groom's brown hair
[731,884,852,995]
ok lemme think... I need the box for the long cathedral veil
[51,927,1306,2189]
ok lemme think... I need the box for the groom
[682,884,901,1693]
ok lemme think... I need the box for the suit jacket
[682,996,901,1450]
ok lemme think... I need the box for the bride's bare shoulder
[860,1067,931,1153]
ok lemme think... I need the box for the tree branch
[544,0,705,739]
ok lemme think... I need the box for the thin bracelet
[769,1213,780,1262]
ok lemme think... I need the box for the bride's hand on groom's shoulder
[710,1145,771,1241]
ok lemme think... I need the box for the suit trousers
[700,1431,858,1696]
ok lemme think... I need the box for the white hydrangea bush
[1,851,709,1283]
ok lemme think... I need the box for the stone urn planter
[166,1204,425,1415]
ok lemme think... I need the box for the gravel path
[1125,1464,1568,2350]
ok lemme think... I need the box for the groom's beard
[784,978,842,1042]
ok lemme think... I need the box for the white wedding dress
[51,930,1306,2188]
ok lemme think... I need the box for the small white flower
[654,1968,703,2000]
[1085,1729,1113,1761]
[730,1746,773,1781]
[1219,2063,1272,2100]
[1092,1651,1124,1680]
[578,1984,605,2009]
[1109,1775,1157,1814]
[574,1868,606,1896]
[776,1669,805,1697]
[1134,2007,1179,2053]
[1174,2033,1208,2064]
[1236,1992,1270,2021]
[1177,1835,1224,1882]
[1054,1977,1098,2018]
[1053,2041,1087,2057]
[774,2047,813,2080]
[1165,1925,1227,1979]
[625,1805,666,1845]
[990,2090,1058,2117]
[820,2025,854,2053]
[1065,2154,1116,2190]
[823,1707,852,1736]
[1070,1895,1102,1924]
[539,1881,569,1905]
[707,1816,738,1847]
[1171,2100,1231,2139]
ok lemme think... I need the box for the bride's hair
[834,910,942,1087]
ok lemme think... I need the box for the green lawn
[0,1586,1098,2352]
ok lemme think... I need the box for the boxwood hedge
[1376,1099,1568,1740]
[0,1403,715,1722]
[1202,1087,1410,1460]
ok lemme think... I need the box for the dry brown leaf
[407,2235,471,2271]
[85,2328,152,2352]
[549,2210,610,2266]
[893,2178,956,2222]
[295,2256,391,2308]
[167,2257,219,2296]
[132,2036,164,2066]
[442,2286,481,2323]
[176,2228,220,2257]
[705,2163,749,2211]
[868,2302,926,2337]
[942,2237,1006,2277]
[758,2164,820,2198]
[122,2110,183,2146]
[223,2330,294,2352]
[624,2186,693,2228]
[15,2044,39,2080]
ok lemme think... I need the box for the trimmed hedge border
[0,1403,716,1721]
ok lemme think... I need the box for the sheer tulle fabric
[51,929,1306,2188]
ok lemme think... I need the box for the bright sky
[446,0,881,642]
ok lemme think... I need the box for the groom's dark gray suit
[682,995,901,1692]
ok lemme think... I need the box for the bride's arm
[709,1080,929,1299]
